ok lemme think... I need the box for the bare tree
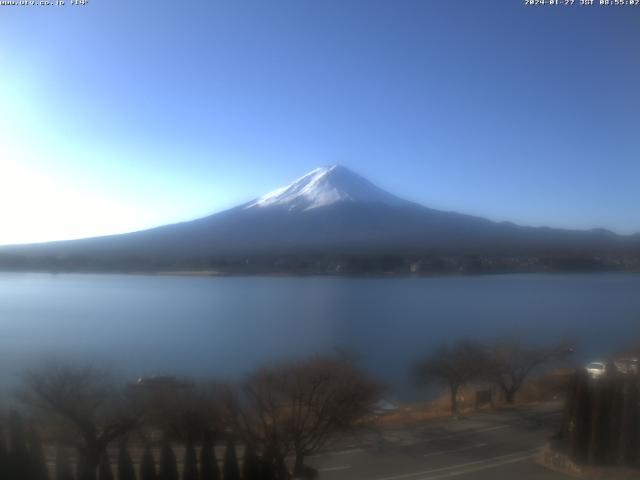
[199,431,220,480]
[415,340,486,416]
[482,339,573,404]
[229,356,380,478]
[129,378,225,442]
[17,363,139,480]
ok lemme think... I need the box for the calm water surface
[1,273,639,398]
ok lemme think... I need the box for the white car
[585,361,607,379]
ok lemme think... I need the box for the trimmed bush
[222,442,240,480]
[561,371,640,467]
[199,435,219,480]
[0,430,8,480]
[55,445,74,480]
[28,427,50,480]
[242,443,261,480]
[8,411,30,479]
[139,444,157,480]
[98,453,114,480]
[117,443,137,480]
[259,449,288,480]
[159,440,179,480]
[182,438,198,480]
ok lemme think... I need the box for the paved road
[308,403,570,480]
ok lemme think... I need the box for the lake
[1,272,639,399]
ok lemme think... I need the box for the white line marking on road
[421,424,510,443]
[311,424,514,459]
[318,465,352,472]
[420,452,538,480]
[330,448,365,456]
[423,443,488,458]
[308,448,365,459]
[374,449,540,480]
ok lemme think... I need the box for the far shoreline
[0,268,638,279]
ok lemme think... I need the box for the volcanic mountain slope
[1,165,637,268]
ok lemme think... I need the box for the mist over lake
[1,272,639,399]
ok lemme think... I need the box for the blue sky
[1,0,638,244]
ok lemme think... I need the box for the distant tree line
[1,251,639,275]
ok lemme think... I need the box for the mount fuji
[1,165,637,273]
[243,165,410,211]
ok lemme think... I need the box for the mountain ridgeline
[2,166,639,274]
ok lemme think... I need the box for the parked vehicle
[373,399,400,416]
[585,361,607,379]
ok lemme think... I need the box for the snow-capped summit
[244,165,409,211]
